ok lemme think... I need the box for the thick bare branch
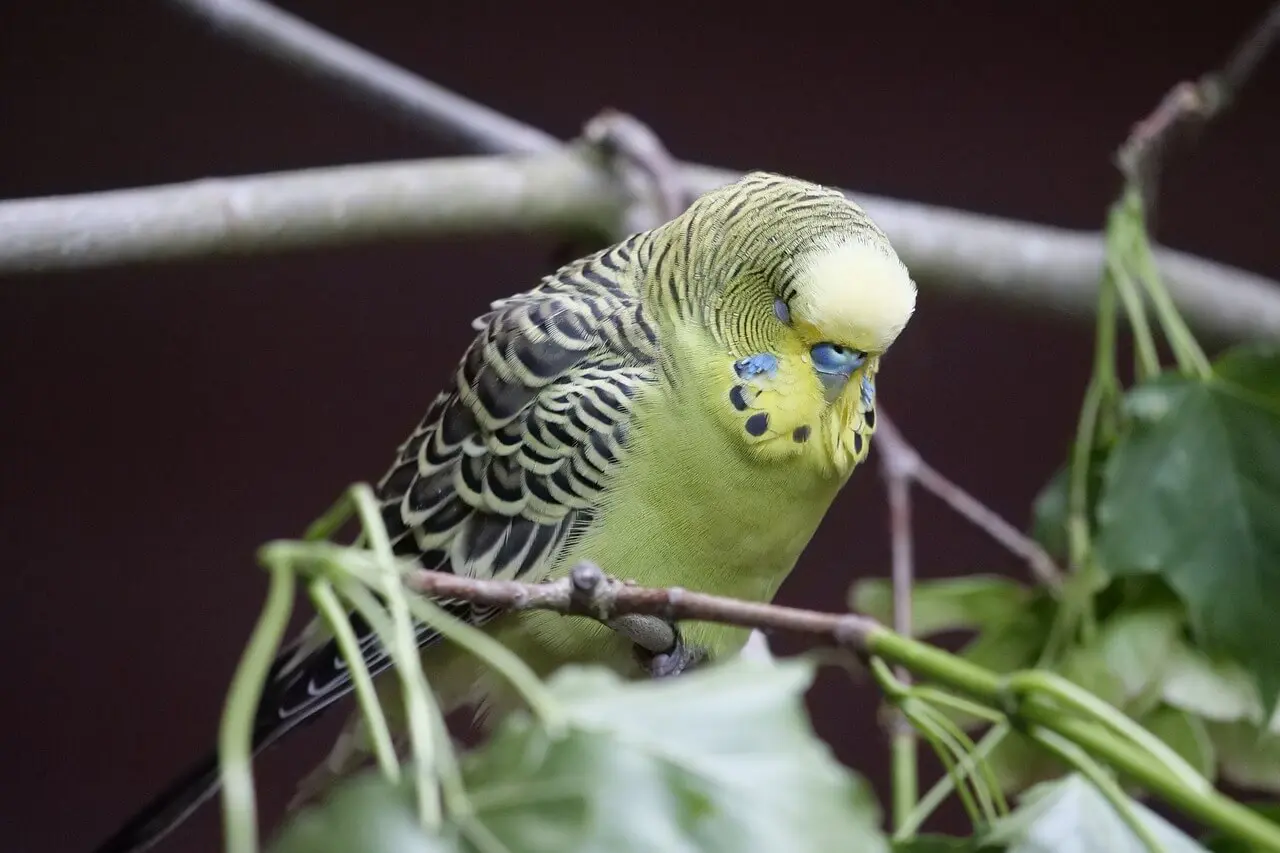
[2,154,1277,343]
[0,153,623,273]
[166,0,557,155]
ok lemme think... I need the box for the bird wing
[259,246,660,740]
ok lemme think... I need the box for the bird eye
[810,342,866,375]
[774,299,791,325]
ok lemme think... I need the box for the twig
[165,0,557,155]
[2,155,1276,344]
[583,109,691,234]
[873,411,1064,589]
[877,410,920,829]
[1116,2,1280,220]
[407,562,880,649]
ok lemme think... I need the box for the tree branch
[874,411,1063,589]
[0,153,624,273]
[1117,1,1280,223]
[165,0,558,155]
[406,562,881,649]
[3,152,1277,343]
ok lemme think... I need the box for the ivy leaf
[466,657,889,853]
[1159,641,1264,725]
[1095,345,1280,715]
[269,774,456,853]
[1095,603,1185,713]
[1206,721,1280,795]
[982,773,1210,853]
[270,658,888,853]
[850,576,1030,636]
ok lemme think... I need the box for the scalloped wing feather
[257,239,658,735]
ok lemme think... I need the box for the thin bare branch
[166,0,557,155]
[3,154,1277,344]
[406,562,881,649]
[1117,1,1280,219]
[873,411,1064,589]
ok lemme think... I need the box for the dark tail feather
[90,747,226,853]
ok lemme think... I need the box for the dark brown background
[2,2,1277,851]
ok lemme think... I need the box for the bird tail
[90,745,228,853]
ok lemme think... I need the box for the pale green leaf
[466,657,889,853]
[268,774,456,853]
[850,576,1030,637]
[1159,642,1263,725]
[982,773,1210,853]
[1095,603,1185,711]
[1095,345,1280,714]
[1206,721,1280,795]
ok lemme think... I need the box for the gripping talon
[635,625,707,678]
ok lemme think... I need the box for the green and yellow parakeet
[94,171,916,853]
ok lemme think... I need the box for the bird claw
[635,625,707,678]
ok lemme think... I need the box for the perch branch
[2,154,1278,343]
[165,0,557,155]
[400,562,1280,850]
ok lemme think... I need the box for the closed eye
[810,342,866,376]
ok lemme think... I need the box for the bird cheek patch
[733,352,779,380]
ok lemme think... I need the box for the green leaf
[1030,465,1071,562]
[850,576,1031,637]
[269,773,456,853]
[1159,641,1263,724]
[466,657,889,853]
[1206,721,1280,795]
[982,773,1210,853]
[1095,603,1185,713]
[269,659,888,853]
[1095,345,1280,715]
[1137,705,1216,782]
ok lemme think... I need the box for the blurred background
[1,2,1277,851]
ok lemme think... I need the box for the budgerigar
[93,171,917,853]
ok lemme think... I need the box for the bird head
[662,171,916,408]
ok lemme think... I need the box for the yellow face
[717,236,916,476]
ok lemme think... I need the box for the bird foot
[635,626,707,678]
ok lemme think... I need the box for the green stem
[304,491,356,541]
[308,579,401,783]
[1028,727,1165,853]
[1104,219,1162,381]
[866,628,1280,851]
[1126,203,1212,379]
[894,723,1011,842]
[350,485,442,831]
[218,563,296,853]
[892,725,918,833]
[1006,670,1209,794]
[901,700,985,831]
[914,702,1004,825]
